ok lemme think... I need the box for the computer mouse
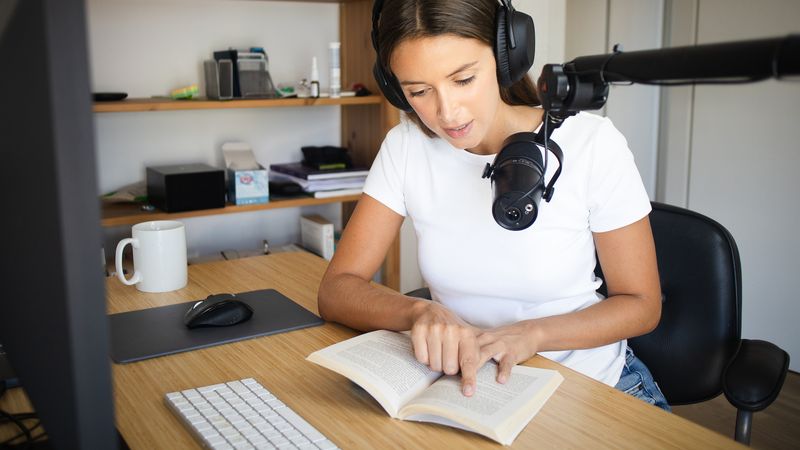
[184,294,254,329]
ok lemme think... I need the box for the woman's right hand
[409,301,485,397]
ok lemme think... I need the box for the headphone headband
[499,0,516,48]
[371,0,383,51]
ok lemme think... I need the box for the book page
[399,363,563,445]
[307,330,441,417]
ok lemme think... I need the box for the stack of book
[269,162,368,198]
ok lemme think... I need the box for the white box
[300,214,334,260]
[223,142,269,205]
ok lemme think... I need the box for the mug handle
[115,238,142,286]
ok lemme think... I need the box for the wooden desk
[3,252,743,448]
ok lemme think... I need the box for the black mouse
[184,294,254,329]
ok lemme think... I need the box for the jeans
[614,347,671,412]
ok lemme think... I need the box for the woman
[318,0,669,411]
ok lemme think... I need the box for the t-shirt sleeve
[587,117,652,232]
[362,124,409,217]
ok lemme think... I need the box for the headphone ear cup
[495,5,536,87]
[508,10,536,84]
[494,5,513,87]
[373,62,413,112]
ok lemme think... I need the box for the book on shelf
[311,188,362,199]
[307,330,563,445]
[300,214,335,260]
[270,162,369,180]
[269,171,365,192]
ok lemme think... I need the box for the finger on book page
[496,353,518,384]
[426,332,443,372]
[478,341,509,382]
[411,329,430,365]
[442,333,461,375]
[456,336,482,396]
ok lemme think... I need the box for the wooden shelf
[93,95,383,113]
[101,194,361,227]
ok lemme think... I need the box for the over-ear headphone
[371,0,536,112]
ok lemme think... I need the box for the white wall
[605,0,662,199]
[661,0,800,372]
[564,0,663,199]
[87,0,344,261]
[521,0,567,85]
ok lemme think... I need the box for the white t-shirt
[363,111,651,386]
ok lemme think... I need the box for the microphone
[483,133,545,230]
[482,116,564,231]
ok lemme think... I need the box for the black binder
[214,49,241,97]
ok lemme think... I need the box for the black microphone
[482,116,564,231]
[483,133,545,230]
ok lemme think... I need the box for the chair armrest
[405,287,432,300]
[723,339,789,412]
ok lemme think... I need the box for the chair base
[735,409,752,445]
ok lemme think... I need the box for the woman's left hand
[477,321,540,384]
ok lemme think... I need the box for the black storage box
[146,163,226,212]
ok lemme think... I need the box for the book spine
[305,170,369,181]
[269,164,305,179]
[312,188,363,199]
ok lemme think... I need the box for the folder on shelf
[270,162,369,180]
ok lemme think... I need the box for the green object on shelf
[170,84,199,100]
[317,163,347,170]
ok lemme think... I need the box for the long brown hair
[376,0,540,137]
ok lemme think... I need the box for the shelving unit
[94,0,402,289]
[94,93,375,228]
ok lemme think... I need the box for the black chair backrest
[595,202,743,405]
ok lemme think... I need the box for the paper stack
[270,162,367,198]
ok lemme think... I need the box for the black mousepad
[109,289,323,364]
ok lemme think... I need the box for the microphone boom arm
[538,34,800,115]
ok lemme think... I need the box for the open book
[306,330,563,445]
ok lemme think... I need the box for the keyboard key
[250,436,268,445]
[198,384,225,393]
[317,439,339,449]
[266,399,285,409]
[291,436,310,446]
[270,437,289,446]
[207,435,226,447]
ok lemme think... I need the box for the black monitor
[0,0,117,448]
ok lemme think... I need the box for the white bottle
[329,42,341,98]
[310,57,320,98]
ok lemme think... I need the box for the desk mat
[109,289,323,364]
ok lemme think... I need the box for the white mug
[115,220,187,293]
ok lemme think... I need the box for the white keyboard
[165,378,338,450]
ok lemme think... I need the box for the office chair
[405,201,790,445]
[604,201,789,444]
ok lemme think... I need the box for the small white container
[310,57,320,98]
[329,42,341,98]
